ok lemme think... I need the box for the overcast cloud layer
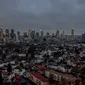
[0,0,85,34]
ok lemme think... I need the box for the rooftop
[31,72,48,82]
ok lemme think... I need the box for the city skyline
[2,27,85,35]
[0,26,84,35]
[0,0,85,35]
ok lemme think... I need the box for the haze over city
[0,0,85,34]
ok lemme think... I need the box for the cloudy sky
[0,0,85,34]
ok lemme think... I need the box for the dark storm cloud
[0,0,85,34]
[0,0,17,11]
[77,0,85,5]
[48,0,85,31]
[47,0,85,34]
[0,0,17,18]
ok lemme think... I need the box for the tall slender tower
[61,30,64,39]
[52,33,54,38]
[46,32,50,38]
[5,29,9,42]
[40,29,43,37]
[56,30,60,39]
[17,31,20,41]
[71,27,74,40]
[10,29,16,41]
[30,29,35,39]
[0,24,4,41]
[28,29,32,40]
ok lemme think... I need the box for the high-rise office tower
[17,31,20,36]
[5,29,9,42]
[71,28,74,40]
[52,33,55,38]
[11,29,14,34]
[0,24,4,41]
[31,30,35,39]
[33,29,35,39]
[23,32,28,42]
[10,29,13,40]
[46,32,49,36]
[6,29,9,36]
[36,32,39,39]
[28,29,31,35]
[40,29,43,37]
[28,29,32,40]
[10,29,16,41]
[46,32,50,38]
[17,31,20,41]
[56,30,60,39]
[23,32,28,38]
[82,32,85,43]
[61,31,64,39]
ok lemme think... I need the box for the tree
[7,63,12,73]
[71,67,80,77]
[0,71,3,85]
[80,67,85,76]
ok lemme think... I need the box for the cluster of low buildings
[0,25,85,85]
[0,42,85,85]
